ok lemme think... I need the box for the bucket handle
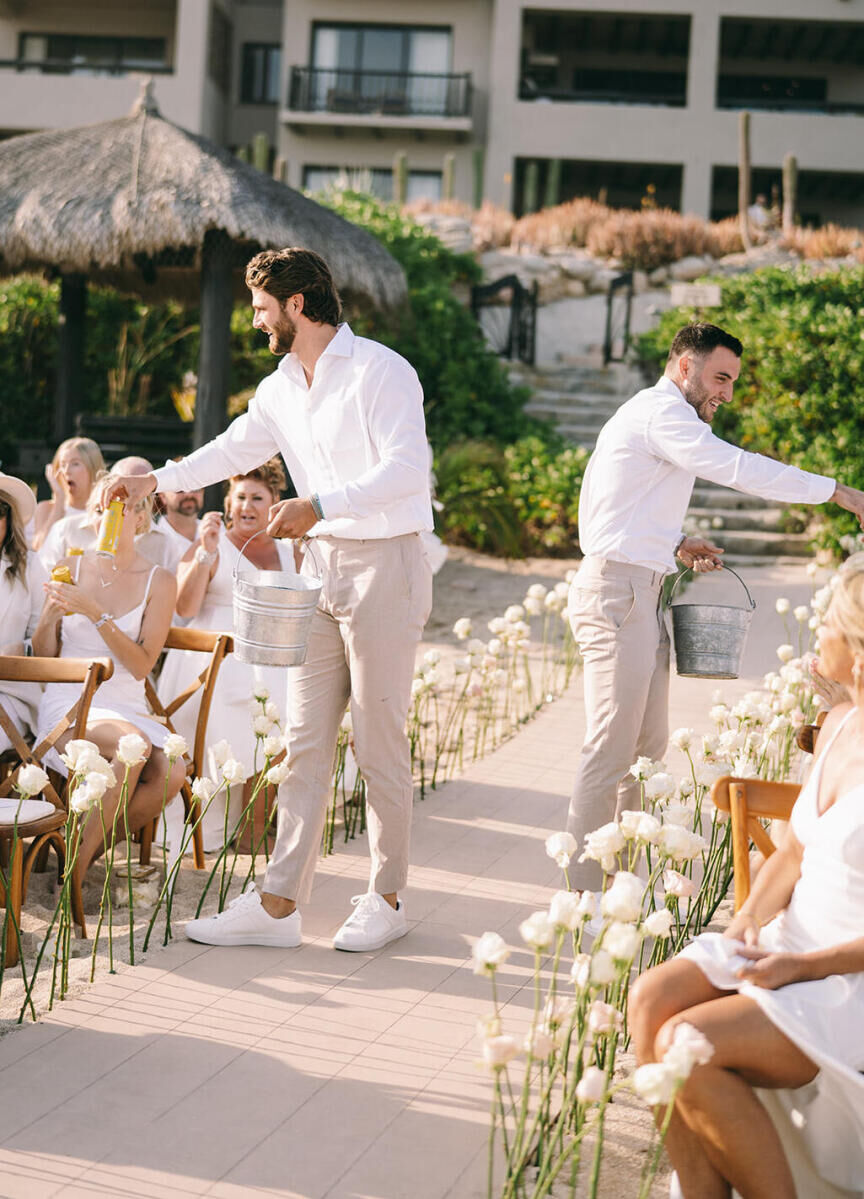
[233,530,323,582]
[666,565,756,611]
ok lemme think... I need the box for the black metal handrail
[716,97,864,116]
[2,58,173,75]
[288,65,472,118]
[603,272,634,367]
[471,275,537,367]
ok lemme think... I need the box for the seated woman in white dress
[33,437,105,557]
[629,555,864,1199]
[158,458,294,852]
[0,472,47,749]
[32,487,186,879]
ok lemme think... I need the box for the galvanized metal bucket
[667,567,756,680]
[232,533,323,667]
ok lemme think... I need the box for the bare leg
[630,961,731,1198]
[658,996,818,1199]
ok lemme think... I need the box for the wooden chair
[795,707,827,756]
[0,655,113,966]
[141,627,234,870]
[710,775,800,911]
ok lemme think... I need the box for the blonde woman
[32,437,105,555]
[0,472,47,750]
[630,556,864,1198]
[32,482,184,878]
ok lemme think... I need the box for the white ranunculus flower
[163,733,188,761]
[527,583,547,600]
[487,638,503,656]
[117,733,148,767]
[523,596,543,616]
[265,761,290,786]
[662,802,696,828]
[619,810,661,844]
[776,643,795,663]
[662,1021,714,1080]
[253,684,270,702]
[576,890,598,920]
[411,678,425,697]
[520,911,556,950]
[191,776,217,802]
[487,617,506,635]
[453,617,472,640]
[545,830,578,868]
[643,908,675,938]
[709,703,729,726]
[580,822,626,871]
[589,950,618,985]
[603,921,642,962]
[658,825,705,862]
[543,994,575,1030]
[544,590,564,612]
[793,605,809,624]
[504,604,525,624]
[587,999,622,1035]
[628,755,656,781]
[61,738,101,773]
[423,648,441,667]
[262,735,283,759]
[15,763,50,798]
[662,869,697,899]
[632,1062,678,1105]
[570,952,592,989]
[669,728,694,752]
[601,871,645,923]
[69,781,99,814]
[775,597,791,615]
[548,890,582,930]
[264,701,280,723]
[82,770,109,802]
[210,740,232,768]
[524,1028,555,1060]
[221,758,246,786]
[476,1013,502,1041]
[252,714,273,737]
[467,637,486,655]
[472,931,510,975]
[644,772,676,802]
[482,1034,519,1071]
[575,1065,607,1104]
[806,561,818,579]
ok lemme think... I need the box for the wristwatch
[194,546,218,566]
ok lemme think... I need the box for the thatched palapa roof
[0,84,406,308]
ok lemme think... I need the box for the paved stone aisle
[0,565,816,1199]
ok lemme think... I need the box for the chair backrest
[710,775,801,910]
[0,656,114,808]
[145,628,233,780]
[795,707,828,756]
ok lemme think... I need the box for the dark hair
[0,491,28,584]
[245,248,342,326]
[667,323,743,363]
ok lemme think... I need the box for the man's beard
[681,375,717,424]
[268,311,297,355]
[174,497,201,516]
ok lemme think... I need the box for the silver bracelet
[94,612,113,629]
[310,493,325,522]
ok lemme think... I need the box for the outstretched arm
[831,482,864,531]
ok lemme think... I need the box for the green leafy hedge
[638,265,864,555]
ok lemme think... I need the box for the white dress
[680,707,864,1195]
[36,562,170,764]
[156,528,294,851]
[0,552,48,750]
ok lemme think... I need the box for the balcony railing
[1,57,173,76]
[288,66,472,119]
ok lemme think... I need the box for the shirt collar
[655,375,685,402]
[278,323,355,386]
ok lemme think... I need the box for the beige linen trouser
[567,557,670,891]
[264,533,433,905]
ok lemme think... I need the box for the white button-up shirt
[153,324,433,541]
[580,376,835,573]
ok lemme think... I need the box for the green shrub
[436,435,589,557]
[638,265,864,555]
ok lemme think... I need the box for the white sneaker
[333,893,407,952]
[185,887,302,948]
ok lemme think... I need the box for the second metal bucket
[233,534,323,667]
[667,567,756,680]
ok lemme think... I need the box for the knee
[168,758,187,795]
[629,970,670,1062]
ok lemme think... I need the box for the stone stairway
[512,360,815,566]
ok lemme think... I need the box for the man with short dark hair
[567,322,864,892]
[104,247,434,952]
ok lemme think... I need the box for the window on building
[208,5,233,94]
[308,24,453,115]
[18,32,168,75]
[241,43,281,104]
[303,165,442,203]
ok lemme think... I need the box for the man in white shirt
[155,478,204,573]
[568,322,864,891]
[104,247,434,952]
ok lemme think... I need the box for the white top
[154,324,434,541]
[155,517,200,573]
[579,376,835,573]
[37,510,93,570]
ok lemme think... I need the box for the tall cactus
[251,132,270,173]
[738,111,752,251]
[782,153,798,237]
[393,151,408,207]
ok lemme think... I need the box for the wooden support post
[544,158,562,209]
[523,161,540,215]
[196,230,234,508]
[782,153,798,238]
[442,153,455,202]
[472,146,485,210]
[54,272,87,444]
[393,152,407,207]
[738,111,752,251]
[252,132,270,173]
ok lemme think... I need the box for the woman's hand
[198,511,222,555]
[723,911,761,946]
[807,655,850,709]
[43,581,101,624]
[45,463,65,508]
[734,947,807,989]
